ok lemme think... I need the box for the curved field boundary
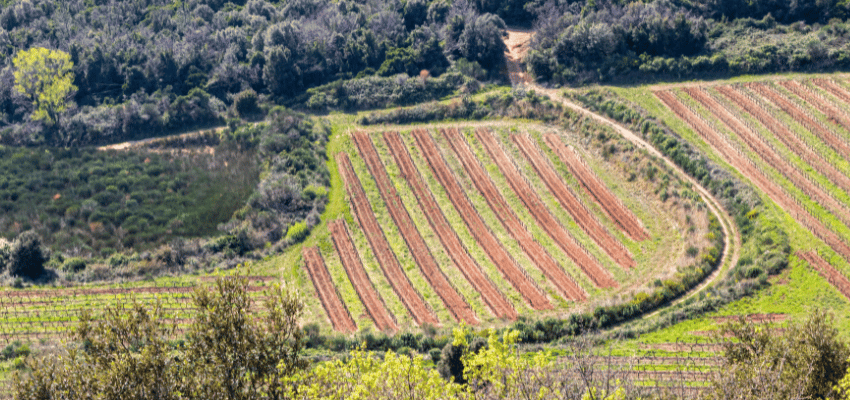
[685,87,850,226]
[656,90,850,263]
[328,220,398,332]
[716,85,850,197]
[443,128,587,300]
[336,152,438,326]
[351,132,478,324]
[513,134,635,269]
[476,128,616,288]
[779,80,850,134]
[411,129,552,309]
[747,83,850,159]
[798,251,850,300]
[301,247,357,333]
[543,134,649,241]
[383,131,517,320]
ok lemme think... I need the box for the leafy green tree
[13,47,77,125]
[8,231,47,279]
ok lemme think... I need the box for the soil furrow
[656,90,850,262]
[411,129,552,309]
[301,247,358,333]
[716,85,850,197]
[384,131,517,319]
[779,80,850,134]
[328,220,398,331]
[476,128,615,288]
[748,83,850,158]
[798,251,850,300]
[336,152,438,325]
[513,134,635,269]
[443,128,587,300]
[685,87,850,226]
[543,134,649,241]
[352,132,478,324]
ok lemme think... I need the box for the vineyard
[295,125,700,332]
[655,78,850,301]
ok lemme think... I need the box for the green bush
[285,222,310,243]
[9,231,47,279]
[62,258,86,273]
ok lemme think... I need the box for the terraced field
[295,124,702,332]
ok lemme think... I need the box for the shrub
[233,89,261,118]
[62,258,86,273]
[285,221,309,243]
[9,231,47,279]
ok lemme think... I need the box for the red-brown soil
[543,134,649,241]
[411,129,552,310]
[476,128,616,288]
[798,250,850,300]
[779,80,850,134]
[513,134,635,269]
[328,220,398,332]
[716,85,850,197]
[336,152,438,325]
[748,83,850,159]
[684,87,850,226]
[655,90,850,263]
[301,246,357,333]
[352,132,478,324]
[383,131,517,320]
[812,78,850,127]
[443,128,587,300]
[712,313,787,323]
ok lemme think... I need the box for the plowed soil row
[543,134,649,241]
[685,87,850,226]
[328,220,398,331]
[748,83,850,158]
[798,251,850,300]
[0,284,268,298]
[411,129,552,310]
[779,80,850,135]
[384,131,517,319]
[513,134,635,269]
[352,132,477,324]
[716,85,850,197]
[656,90,850,262]
[301,247,357,333]
[812,79,850,128]
[336,152,438,325]
[476,128,616,288]
[444,128,587,300]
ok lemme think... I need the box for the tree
[8,231,47,279]
[13,47,77,125]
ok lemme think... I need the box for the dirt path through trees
[384,131,517,319]
[301,247,357,333]
[336,153,438,326]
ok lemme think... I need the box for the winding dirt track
[336,152,438,326]
[328,220,398,332]
[352,132,478,324]
[716,85,850,197]
[798,251,850,300]
[513,134,635,269]
[779,80,850,134]
[301,247,357,333]
[655,90,850,263]
[684,87,850,227]
[383,131,517,319]
[411,129,552,309]
[443,127,587,300]
[748,83,850,159]
[476,128,616,288]
[543,135,649,241]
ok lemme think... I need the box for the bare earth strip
[513,134,635,269]
[543,134,649,241]
[336,152,438,326]
[476,128,616,288]
[352,132,478,324]
[384,131,517,319]
[716,85,850,197]
[411,129,552,309]
[684,87,850,226]
[655,90,850,262]
[748,83,850,159]
[798,251,850,300]
[443,128,587,300]
[301,247,357,333]
[328,220,398,332]
[779,80,850,134]
[812,78,850,128]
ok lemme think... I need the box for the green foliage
[13,47,76,125]
[306,72,465,111]
[62,257,86,273]
[285,222,309,243]
[234,89,261,118]
[9,230,47,279]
